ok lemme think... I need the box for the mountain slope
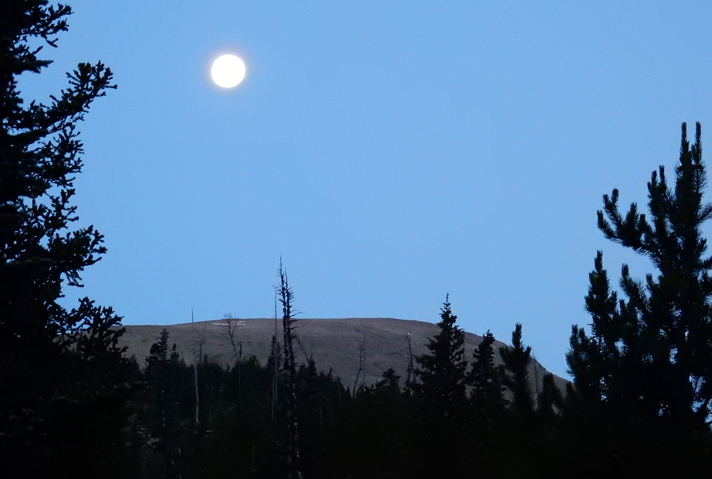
[119,317,568,392]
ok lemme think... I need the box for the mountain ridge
[118,317,569,392]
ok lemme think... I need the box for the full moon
[211,54,246,88]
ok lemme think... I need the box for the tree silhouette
[278,260,303,479]
[413,295,467,418]
[468,330,506,419]
[142,330,193,479]
[0,2,127,476]
[568,123,712,430]
[499,323,534,414]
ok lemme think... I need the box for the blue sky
[19,1,712,378]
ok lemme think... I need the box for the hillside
[119,317,568,392]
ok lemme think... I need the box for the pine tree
[143,330,193,479]
[499,323,534,413]
[566,252,614,411]
[468,331,506,417]
[413,295,467,417]
[537,373,564,416]
[0,2,127,476]
[567,123,712,430]
[374,367,402,396]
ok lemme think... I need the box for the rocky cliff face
[119,317,568,392]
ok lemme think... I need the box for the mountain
[118,317,568,392]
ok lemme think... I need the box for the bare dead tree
[223,313,244,404]
[190,309,205,425]
[353,333,366,395]
[223,313,242,363]
[271,290,279,421]
[295,335,311,363]
[532,353,540,410]
[278,260,302,479]
[405,332,415,395]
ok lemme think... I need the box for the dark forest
[2,2,712,478]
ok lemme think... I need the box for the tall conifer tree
[568,123,712,429]
[468,331,506,417]
[499,323,534,413]
[413,296,467,417]
[0,2,127,475]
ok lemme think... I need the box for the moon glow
[211,55,246,88]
